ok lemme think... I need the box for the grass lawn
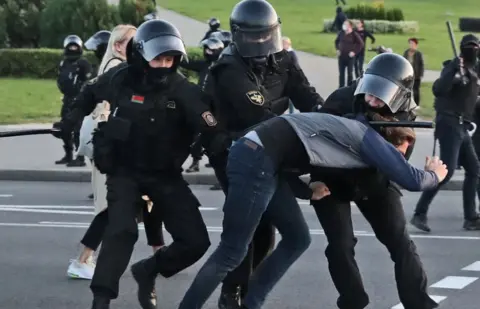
[164,0,480,71]
[0,78,62,124]
[0,78,435,123]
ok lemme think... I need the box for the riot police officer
[209,30,233,48]
[311,53,439,309]
[85,30,111,69]
[56,35,92,167]
[411,34,480,232]
[202,0,324,307]
[201,17,221,41]
[182,37,225,173]
[53,19,230,309]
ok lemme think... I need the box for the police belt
[436,110,471,125]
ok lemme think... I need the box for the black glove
[51,121,65,139]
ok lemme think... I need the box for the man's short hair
[370,113,416,146]
[282,36,291,44]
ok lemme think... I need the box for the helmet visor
[85,37,102,50]
[233,25,282,57]
[137,35,187,62]
[354,74,414,113]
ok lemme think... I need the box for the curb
[0,169,464,191]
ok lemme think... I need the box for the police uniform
[311,53,439,309]
[203,0,324,307]
[201,17,221,41]
[181,36,226,173]
[412,34,480,232]
[56,35,92,166]
[55,20,230,309]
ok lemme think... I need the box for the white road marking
[391,295,447,309]
[461,261,480,271]
[0,205,217,214]
[429,276,478,289]
[0,194,13,197]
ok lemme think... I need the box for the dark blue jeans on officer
[178,136,311,309]
[414,114,480,227]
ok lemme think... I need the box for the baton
[0,128,60,138]
[369,121,435,128]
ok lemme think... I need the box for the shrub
[344,3,404,22]
[0,48,204,80]
[323,19,419,34]
[39,0,119,48]
[0,0,46,48]
[118,0,156,27]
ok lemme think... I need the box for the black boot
[218,286,241,309]
[91,297,110,309]
[55,146,73,164]
[131,259,158,309]
[88,193,94,199]
[186,159,200,173]
[67,155,86,167]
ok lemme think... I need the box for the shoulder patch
[166,101,176,109]
[246,90,265,106]
[87,76,98,85]
[201,111,218,127]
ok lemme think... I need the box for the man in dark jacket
[335,20,364,87]
[354,20,375,78]
[330,6,347,32]
[403,38,424,106]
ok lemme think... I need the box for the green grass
[0,78,436,123]
[164,0,480,71]
[0,78,62,124]
[417,82,434,119]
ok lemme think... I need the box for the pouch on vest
[57,61,80,96]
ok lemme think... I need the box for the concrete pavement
[0,123,464,190]
[0,181,479,309]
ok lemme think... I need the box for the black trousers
[413,79,421,106]
[354,52,365,79]
[190,136,204,161]
[415,114,480,220]
[312,187,437,309]
[210,154,276,296]
[338,56,355,88]
[81,201,165,251]
[90,171,209,299]
[60,96,81,152]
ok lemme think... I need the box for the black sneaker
[218,291,241,309]
[463,216,480,231]
[67,156,86,167]
[410,215,431,232]
[131,260,157,309]
[186,160,200,173]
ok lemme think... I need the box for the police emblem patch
[202,111,218,126]
[246,90,265,106]
[166,101,176,109]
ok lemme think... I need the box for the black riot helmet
[128,19,187,85]
[201,37,224,62]
[85,30,111,61]
[63,35,83,59]
[209,30,232,47]
[208,18,220,30]
[354,53,416,113]
[229,0,283,58]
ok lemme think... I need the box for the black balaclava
[460,34,480,67]
[64,44,82,60]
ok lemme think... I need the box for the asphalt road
[0,181,479,309]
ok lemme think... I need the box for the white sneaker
[67,258,95,280]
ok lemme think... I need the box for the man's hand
[424,156,448,182]
[349,51,355,57]
[310,181,331,200]
[336,50,340,57]
[51,121,64,139]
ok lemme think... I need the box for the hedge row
[344,3,404,22]
[0,48,204,80]
[323,19,419,34]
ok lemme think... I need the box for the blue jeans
[415,114,480,220]
[178,137,311,309]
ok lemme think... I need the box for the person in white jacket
[67,24,165,280]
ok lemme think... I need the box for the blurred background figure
[354,20,375,78]
[403,37,424,107]
[330,6,347,32]
[335,20,363,87]
[201,17,221,41]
